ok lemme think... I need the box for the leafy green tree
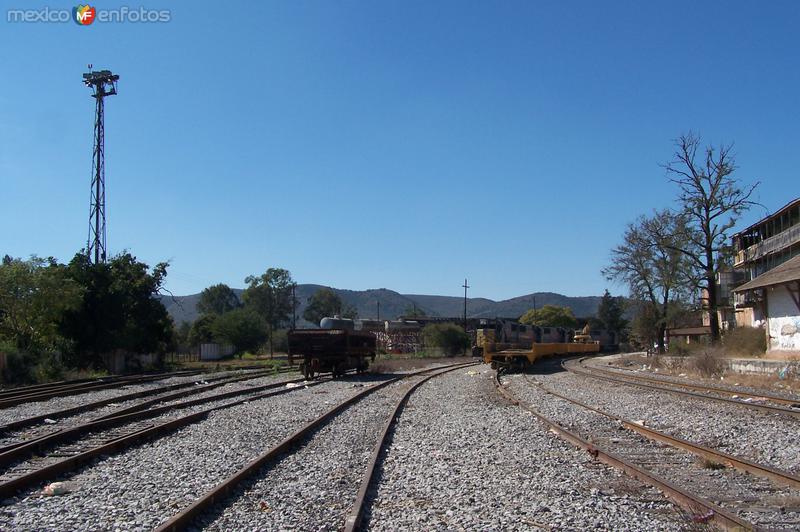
[519,305,578,329]
[210,308,266,355]
[0,256,83,351]
[243,268,294,357]
[602,210,694,353]
[188,314,216,346]
[197,283,240,316]
[597,290,627,336]
[403,304,427,318]
[663,133,759,342]
[60,252,175,368]
[303,288,357,325]
[422,323,470,355]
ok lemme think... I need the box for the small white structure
[199,343,235,360]
[734,255,800,353]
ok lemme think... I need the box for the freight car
[288,317,376,379]
[478,321,600,372]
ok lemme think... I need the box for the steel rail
[342,363,473,532]
[0,368,290,435]
[0,373,307,468]
[565,360,800,420]
[579,359,800,407]
[0,370,200,399]
[494,373,754,531]
[527,375,800,490]
[154,362,477,532]
[0,374,328,499]
[0,373,199,409]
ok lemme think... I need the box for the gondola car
[288,317,376,379]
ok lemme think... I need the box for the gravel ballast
[0,376,380,531]
[364,366,686,531]
[538,366,800,473]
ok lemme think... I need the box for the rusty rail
[0,368,291,435]
[528,375,800,490]
[566,360,800,419]
[494,373,753,531]
[0,375,321,499]
[343,363,474,532]
[578,359,800,407]
[155,362,477,532]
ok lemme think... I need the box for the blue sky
[1,1,797,299]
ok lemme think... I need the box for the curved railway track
[498,371,800,530]
[154,362,476,532]
[566,358,800,419]
[0,370,312,498]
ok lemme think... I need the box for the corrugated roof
[734,254,800,292]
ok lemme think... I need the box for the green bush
[422,323,470,356]
[722,326,766,357]
[1,346,37,384]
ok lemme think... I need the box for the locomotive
[476,320,602,372]
[288,317,377,380]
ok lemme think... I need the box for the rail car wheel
[301,363,315,380]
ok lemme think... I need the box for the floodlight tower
[83,68,119,264]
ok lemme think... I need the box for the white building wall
[766,285,800,352]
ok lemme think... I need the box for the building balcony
[734,224,800,266]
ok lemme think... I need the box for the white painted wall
[766,284,800,352]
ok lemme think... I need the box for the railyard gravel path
[542,365,800,473]
[364,366,686,531]
[0,370,267,426]
[197,374,429,531]
[0,364,718,531]
[0,376,377,531]
[504,372,800,529]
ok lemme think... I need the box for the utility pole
[377,300,381,321]
[83,67,119,264]
[291,283,297,330]
[462,278,470,333]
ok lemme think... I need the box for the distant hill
[160,286,604,327]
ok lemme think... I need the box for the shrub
[722,326,766,357]
[422,323,470,356]
[690,349,724,377]
[1,345,37,384]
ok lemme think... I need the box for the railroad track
[0,370,204,409]
[154,362,477,532]
[497,372,800,530]
[0,370,312,498]
[0,367,295,437]
[566,358,800,419]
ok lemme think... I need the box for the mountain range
[160,285,604,327]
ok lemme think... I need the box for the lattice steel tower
[83,68,119,264]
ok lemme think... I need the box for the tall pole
[462,278,470,333]
[291,283,297,330]
[83,68,118,264]
[377,300,381,321]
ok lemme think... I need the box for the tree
[60,252,175,368]
[519,305,578,329]
[422,323,470,355]
[597,290,627,336]
[0,256,83,352]
[303,287,357,325]
[210,308,266,355]
[242,268,294,357]
[188,314,216,346]
[663,133,759,342]
[603,210,694,353]
[197,283,240,316]
[403,304,427,318]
